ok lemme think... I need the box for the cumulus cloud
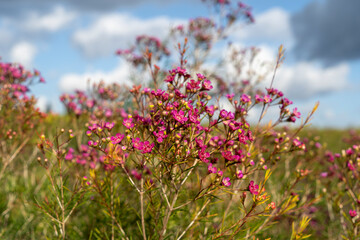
[0,0,181,16]
[36,96,48,112]
[291,0,360,65]
[223,44,349,100]
[72,14,184,58]
[23,5,76,32]
[59,61,132,92]
[0,5,76,60]
[233,8,293,46]
[274,62,349,99]
[10,41,37,67]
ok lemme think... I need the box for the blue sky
[1,0,359,128]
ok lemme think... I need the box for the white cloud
[219,43,275,86]
[36,96,48,112]
[225,6,350,101]
[223,43,349,100]
[10,41,37,67]
[233,8,293,46]
[275,62,349,99]
[59,61,132,93]
[23,6,76,32]
[72,13,184,58]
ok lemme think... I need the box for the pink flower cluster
[132,138,154,154]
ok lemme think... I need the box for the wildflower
[263,95,272,103]
[220,109,229,119]
[141,141,154,154]
[349,210,357,218]
[197,73,205,80]
[131,169,142,180]
[205,105,215,116]
[228,120,241,131]
[346,147,354,156]
[255,94,263,103]
[86,100,95,108]
[65,148,74,160]
[280,98,293,108]
[175,89,187,98]
[105,109,113,117]
[236,169,243,179]
[293,139,303,147]
[88,124,98,131]
[347,161,355,171]
[226,93,235,101]
[123,118,134,129]
[240,94,251,104]
[172,110,188,124]
[186,79,201,91]
[154,130,167,143]
[222,177,231,187]
[222,150,234,161]
[189,110,200,124]
[248,181,259,195]
[133,138,143,150]
[111,133,124,144]
[201,79,213,91]
[268,202,276,210]
[315,142,322,149]
[292,108,301,118]
[325,152,334,162]
[199,148,210,162]
[208,163,217,174]
[104,122,115,130]
[320,172,328,178]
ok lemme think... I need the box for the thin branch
[176,199,210,240]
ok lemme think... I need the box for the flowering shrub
[46,49,321,239]
[0,60,47,238]
[300,131,360,239]
[0,60,46,180]
[33,1,321,239]
[0,1,359,240]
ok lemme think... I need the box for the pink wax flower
[255,94,263,103]
[240,94,251,103]
[111,133,124,144]
[263,95,272,103]
[133,138,143,150]
[186,79,201,91]
[349,210,357,218]
[199,148,210,163]
[123,118,134,129]
[201,79,213,91]
[196,73,205,80]
[226,93,235,101]
[236,170,244,179]
[65,148,74,160]
[248,181,259,195]
[141,141,154,154]
[172,110,188,124]
[222,177,231,187]
[205,105,215,116]
[222,150,234,161]
[292,108,301,118]
[104,122,115,130]
[208,163,217,174]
